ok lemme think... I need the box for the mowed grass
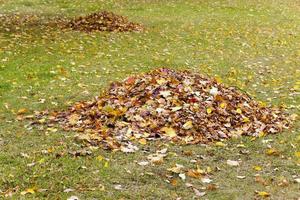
[0,0,299,199]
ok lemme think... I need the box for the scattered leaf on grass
[167,164,184,174]
[17,108,27,115]
[179,173,186,180]
[226,160,239,166]
[253,166,262,171]
[20,188,35,195]
[265,148,279,156]
[256,191,270,198]
[201,177,212,184]
[193,188,206,197]
[64,188,75,193]
[215,141,226,147]
[114,185,122,190]
[187,169,202,179]
[137,161,149,166]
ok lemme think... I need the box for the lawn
[0,0,299,199]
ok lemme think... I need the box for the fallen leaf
[137,161,149,166]
[20,188,35,195]
[182,121,193,130]
[167,164,184,173]
[226,160,239,166]
[138,138,147,145]
[206,107,213,114]
[96,155,104,161]
[187,169,201,179]
[114,184,122,190]
[161,127,177,137]
[193,188,206,197]
[220,102,227,109]
[215,141,226,147]
[266,148,279,156]
[64,188,75,193]
[253,166,262,171]
[256,191,270,198]
[170,179,178,186]
[179,173,186,180]
[120,144,138,153]
[206,184,217,191]
[201,177,212,183]
[69,114,80,125]
[17,108,27,115]
[147,154,164,164]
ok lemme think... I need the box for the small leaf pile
[50,68,291,151]
[66,11,143,32]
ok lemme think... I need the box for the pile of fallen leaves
[44,68,291,152]
[66,11,143,32]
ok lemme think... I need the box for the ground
[0,0,299,199]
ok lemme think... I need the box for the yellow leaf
[258,101,267,107]
[253,166,262,171]
[257,191,270,198]
[157,78,167,85]
[258,131,265,138]
[215,76,222,83]
[38,118,46,124]
[215,141,226,147]
[21,188,35,195]
[96,155,104,161]
[236,108,242,114]
[206,166,212,173]
[104,161,109,168]
[47,127,57,133]
[167,164,184,174]
[206,107,213,114]
[295,152,300,158]
[242,117,250,123]
[266,148,279,156]
[17,108,27,115]
[220,102,227,109]
[139,138,147,145]
[161,127,177,137]
[102,105,126,116]
[183,121,193,129]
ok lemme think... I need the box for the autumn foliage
[45,68,292,152]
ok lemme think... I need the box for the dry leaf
[256,191,270,198]
[183,121,193,130]
[161,127,177,137]
[226,160,239,166]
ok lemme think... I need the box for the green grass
[0,0,299,199]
